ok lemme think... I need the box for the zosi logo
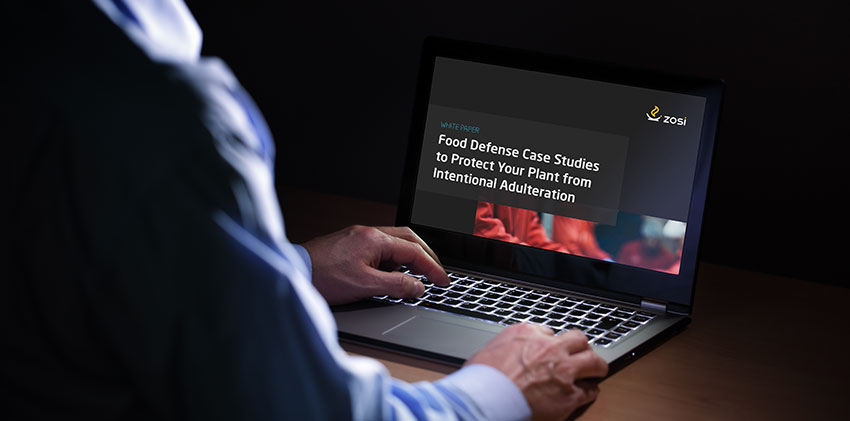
[646,105,687,126]
[646,105,661,121]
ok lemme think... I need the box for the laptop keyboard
[372,270,657,348]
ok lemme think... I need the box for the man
[2,1,607,419]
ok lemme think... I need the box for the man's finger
[375,226,444,267]
[559,349,609,380]
[557,328,592,354]
[366,267,425,298]
[522,322,555,336]
[376,232,450,286]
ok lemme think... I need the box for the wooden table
[279,187,850,420]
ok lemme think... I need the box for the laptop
[333,37,723,373]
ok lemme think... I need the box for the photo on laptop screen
[410,57,707,275]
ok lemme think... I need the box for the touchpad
[382,315,499,358]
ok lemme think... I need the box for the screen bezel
[397,37,724,313]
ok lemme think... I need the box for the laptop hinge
[640,298,667,314]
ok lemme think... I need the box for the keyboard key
[548,312,566,321]
[460,302,478,310]
[611,311,631,318]
[594,338,612,346]
[513,311,532,319]
[569,310,587,317]
[623,321,640,328]
[604,332,622,340]
[549,306,567,314]
[595,316,624,330]
[502,318,523,325]
[546,320,565,329]
[587,328,605,336]
[632,315,650,323]
[575,304,594,311]
[613,326,631,334]
[529,316,548,324]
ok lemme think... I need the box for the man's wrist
[436,364,531,421]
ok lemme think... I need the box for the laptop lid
[397,37,723,315]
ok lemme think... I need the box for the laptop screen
[400,39,722,310]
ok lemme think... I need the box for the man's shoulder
[7,3,239,241]
[28,4,229,191]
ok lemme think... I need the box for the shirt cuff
[292,244,313,280]
[436,364,531,421]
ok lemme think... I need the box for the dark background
[186,0,847,287]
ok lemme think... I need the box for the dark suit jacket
[2,3,350,419]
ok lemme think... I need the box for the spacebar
[417,301,503,323]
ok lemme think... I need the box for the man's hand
[466,324,609,420]
[302,225,450,305]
